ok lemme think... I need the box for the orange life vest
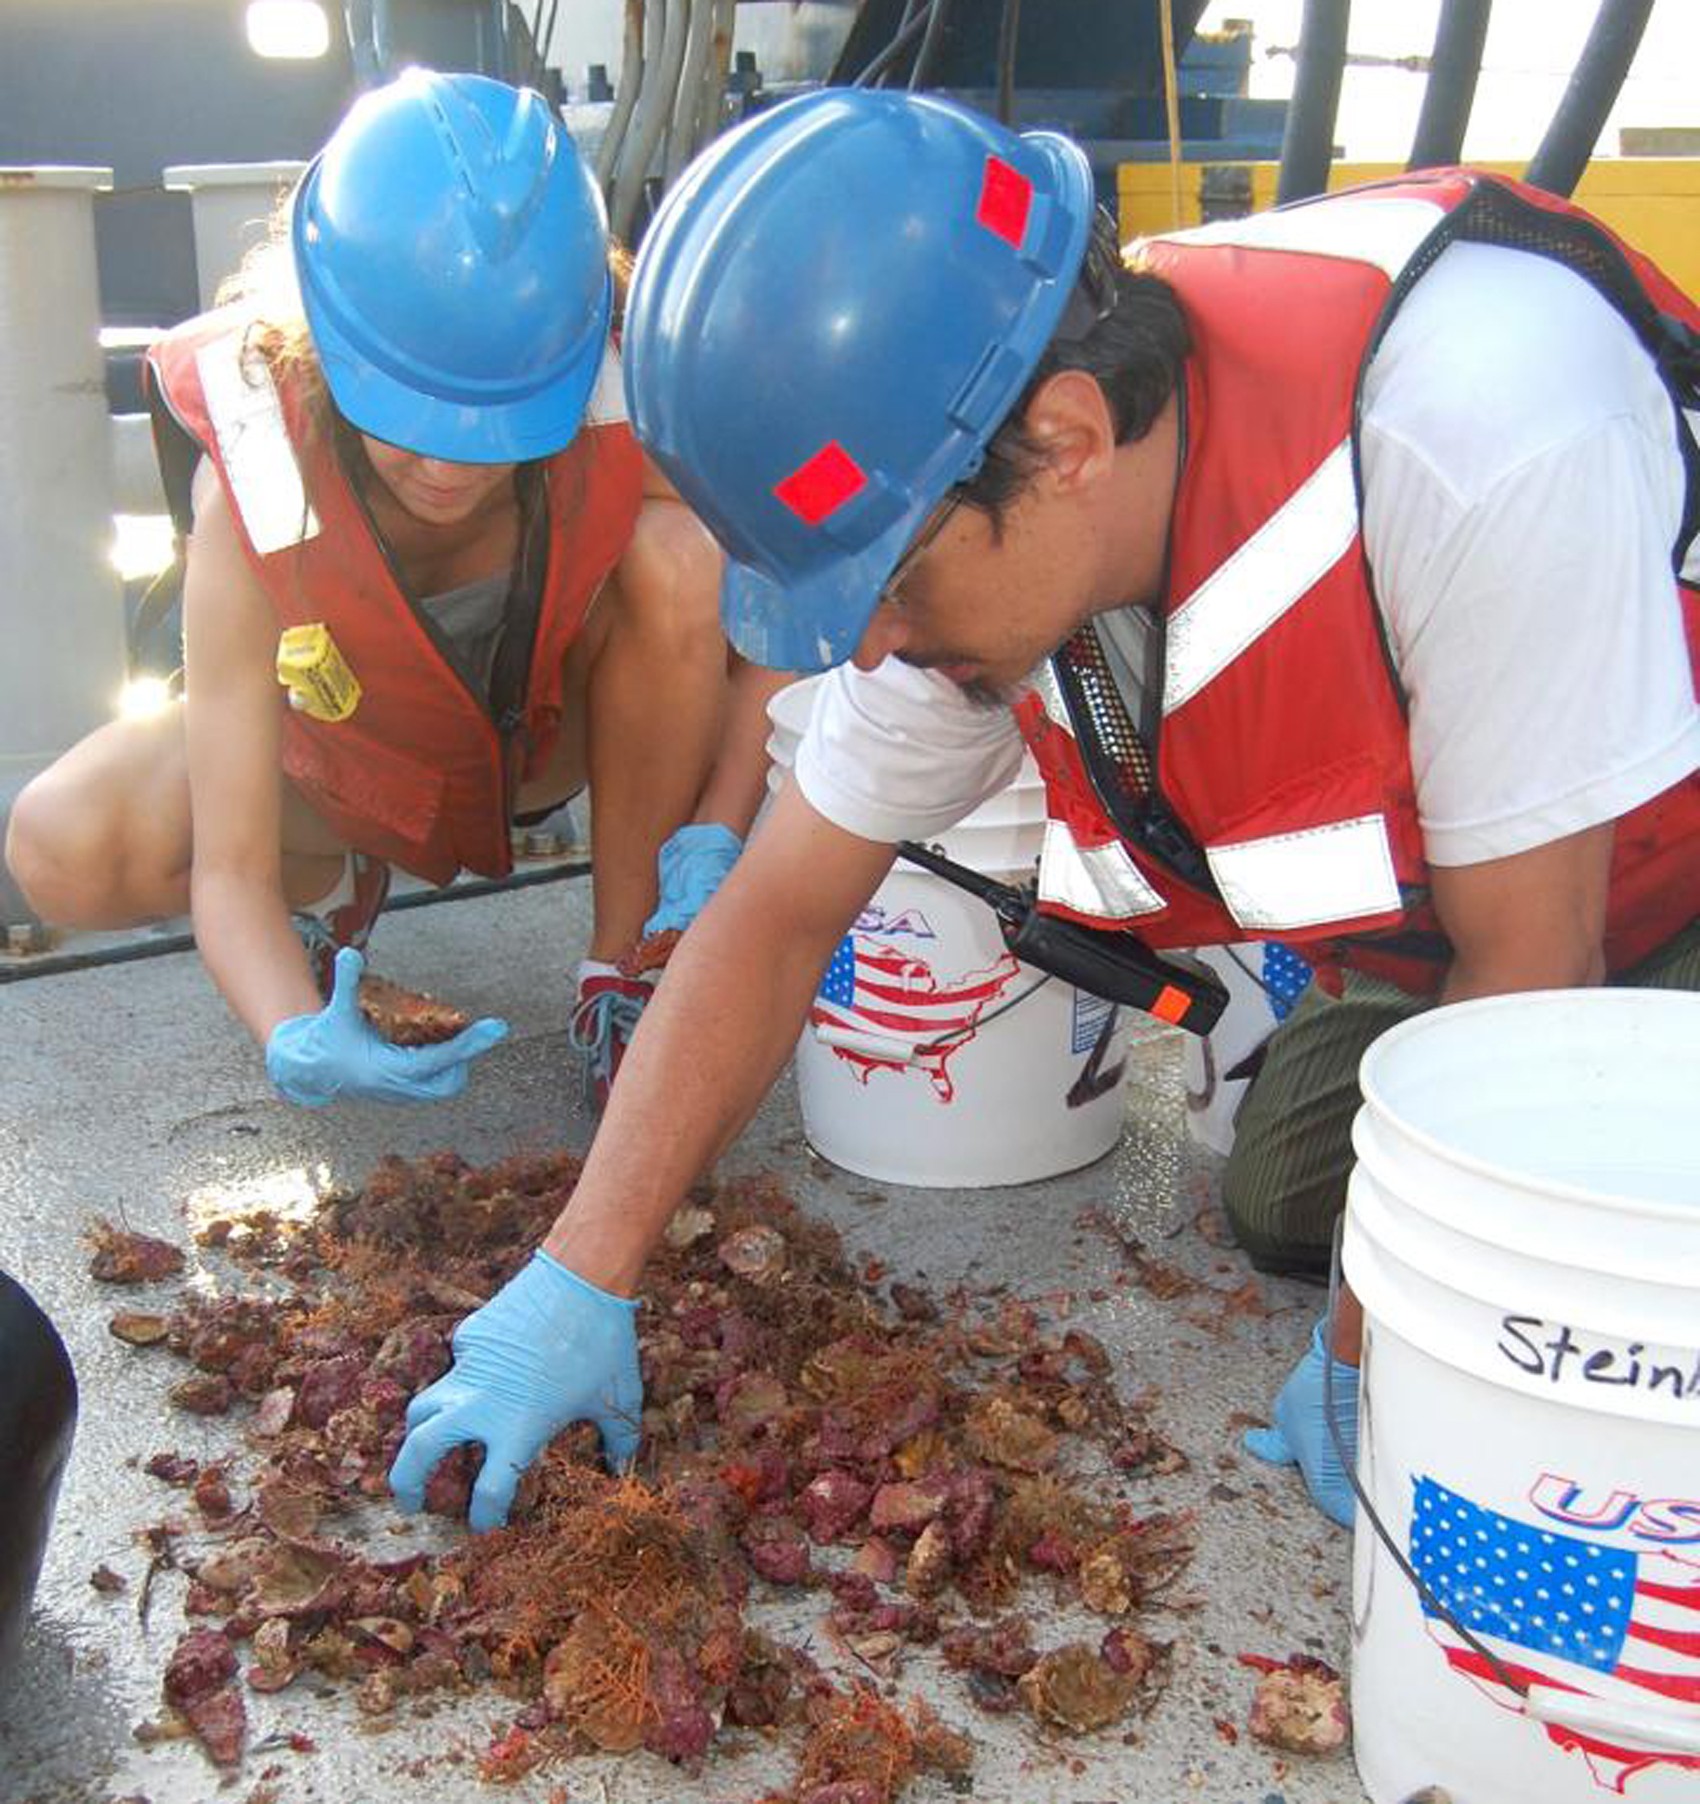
[147,309,645,883]
[1016,169,1700,991]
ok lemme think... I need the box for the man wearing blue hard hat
[387,89,1700,1533]
[7,70,753,1114]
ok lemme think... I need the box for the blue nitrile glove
[388,1249,641,1530]
[643,822,743,936]
[265,946,508,1107]
[1243,1319,1360,1529]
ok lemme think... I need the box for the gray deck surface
[0,873,1367,1804]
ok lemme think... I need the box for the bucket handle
[1523,1687,1700,1757]
[1326,1221,1700,1756]
[1322,1222,1552,1710]
[812,973,1053,1066]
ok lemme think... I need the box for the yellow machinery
[1119,156,1700,296]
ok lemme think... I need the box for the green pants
[1222,919,1700,1277]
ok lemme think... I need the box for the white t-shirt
[794,241,1700,868]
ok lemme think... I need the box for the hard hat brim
[311,317,608,464]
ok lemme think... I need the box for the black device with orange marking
[895,840,1228,1035]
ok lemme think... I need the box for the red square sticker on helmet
[774,440,868,525]
[976,156,1032,249]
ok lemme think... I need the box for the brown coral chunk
[88,1222,184,1285]
[1018,1643,1140,1734]
[1247,1662,1350,1754]
[356,974,472,1046]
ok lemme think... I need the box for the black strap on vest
[486,461,552,738]
[1049,620,1221,898]
[1368,177,1700,578]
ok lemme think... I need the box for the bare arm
[1331,820,1616,1359]
[691,656,800,839]
[634,449,798,841]
[545,779,896,1292]
[1431,821,1614,1004]
[182,478,325,1040]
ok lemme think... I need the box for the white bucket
[1180,943,1280,1156]
[1343,989,1700,1804]
[766,679,1130,1188]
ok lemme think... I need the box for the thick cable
[664,0,716,186]
[539,0,562,87]
[1525,0,1655,199]
[907,0,953,92]
[851,7,931,90]
[1407,0,1491,169]
[995,0,1023,125]
[595,0,647,196]
[527,0,547,87]
[613,0,690,243]
[1275,0,1351,205]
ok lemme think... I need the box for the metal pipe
[1524,0,1656,198]
[595,0,647,198]
[0,860,592,986]
[1408,0,1491,168]
[1275,0,1352,205]
[908,0,954,92]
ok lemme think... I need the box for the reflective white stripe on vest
[585,340,627,426]
[195,335,318,556]
[1206,813,1399,931]
[1031,661,1071,729]
[1159,193,1447,282]
[1038,820,1165,921]
[1164,438,1358,714]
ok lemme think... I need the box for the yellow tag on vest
[276,623,361,723]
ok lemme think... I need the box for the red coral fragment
[164,1627,237,1705]
[292,1356,365,1429]
[867,1482,946,1537]
[743,1518,812,1587]
[170,1374,233,1417]
[799,1472,872,1543]
[180,1684,247,1768]
[88,1222,185,1285]
[644,1646,716,1763]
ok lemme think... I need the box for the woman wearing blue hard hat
[6,69,749,1111]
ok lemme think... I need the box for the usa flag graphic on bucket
[1410,1477,1700,1791]
[812,928,1021,1102]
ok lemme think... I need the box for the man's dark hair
[958,208,1190,527]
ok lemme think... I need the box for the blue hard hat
[293,70,610,464]
[624,89,1094,671]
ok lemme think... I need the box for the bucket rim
[1358,987,1700,1226]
